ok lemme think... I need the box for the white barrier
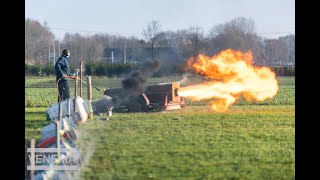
[45,96,90,124]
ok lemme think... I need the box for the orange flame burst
[178,49,279,112]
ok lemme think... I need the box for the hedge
[270,66,295,76]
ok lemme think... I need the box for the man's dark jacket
[55,54,73,81]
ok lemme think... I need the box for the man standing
[55,49,75,102]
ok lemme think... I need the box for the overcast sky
[25,0,295,41]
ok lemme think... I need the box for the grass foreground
[25,76,295,179]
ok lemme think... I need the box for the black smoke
[122,60,160,96]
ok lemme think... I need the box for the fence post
[68,98,73,129]
[80,61,83,98]
[57,102,62,161]
[27,138,35,180]
[86,76,93,120]
[74,69,79,113]
[87,76,92,101]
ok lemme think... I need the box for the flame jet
[178,49,279,112]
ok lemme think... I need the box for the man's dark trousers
[58,80,70,102]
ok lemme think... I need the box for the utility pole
[53,41,56,66]
[58,40,61,56]
[111,51,114,64]
[48,41,50,63]
[124,41,127,64]
[49,40,56,66]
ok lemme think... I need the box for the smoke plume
[122,60,160,96]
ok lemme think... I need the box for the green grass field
[25,75,295,179]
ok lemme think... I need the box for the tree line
[25,17,295,76]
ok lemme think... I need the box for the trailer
[104,82,186,112]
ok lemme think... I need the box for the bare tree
[279,35,295,65]
[167,29,190,62]
[87,36,104,61]
[143,20,162,60]
[61,33,105,65]
[186,25,205,58]
[208,17,266,65]
[264,39,289,66]
[149,29,191,63]
[157,30,177,47]
[25,18,54,65]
